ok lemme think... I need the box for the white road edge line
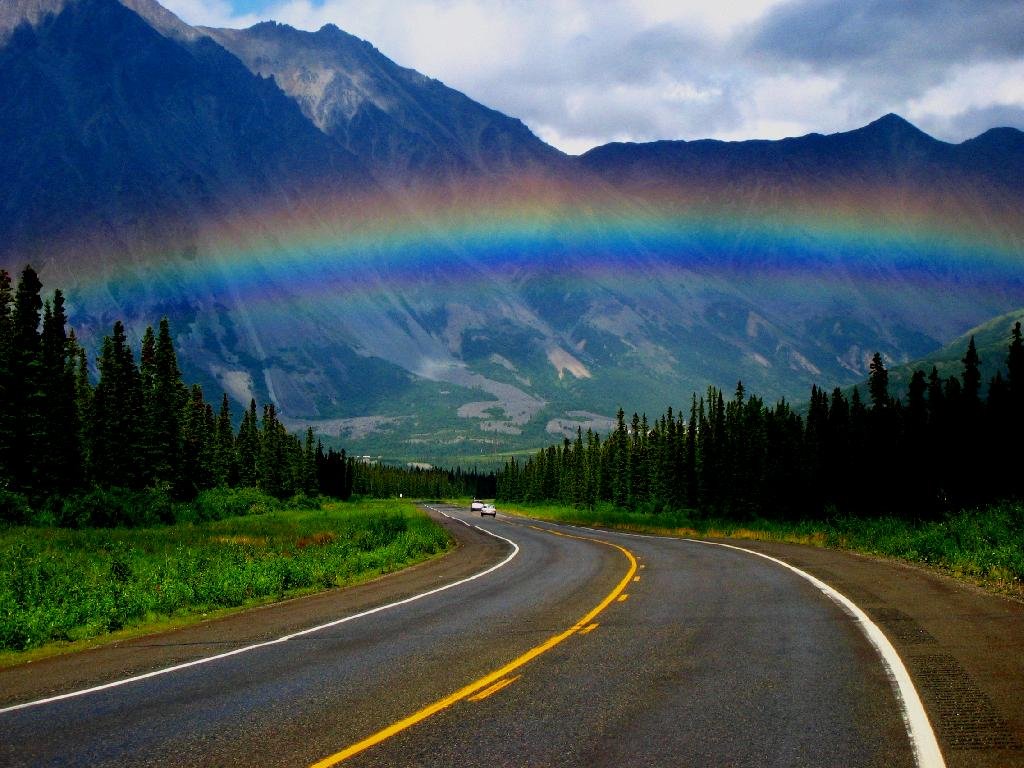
[519,516,945,768]
[0,505,519,716]
[686,539,945,768]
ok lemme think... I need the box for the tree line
[0,267,490,525]
[498,326,1024,520]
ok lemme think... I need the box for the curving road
[2,505,928,767]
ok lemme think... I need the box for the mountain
[200,21,567,182]
[1,0,1023,467]
[0,0,375,259]
[877,308,1024,400]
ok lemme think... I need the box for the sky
[162,0,1024,155]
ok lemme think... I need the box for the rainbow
[56,177,1021,308]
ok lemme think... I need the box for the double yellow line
[310,524,638,767]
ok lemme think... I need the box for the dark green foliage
[0,501,451,651]
[499,323,1024,521]
[144,317,187,490]
[0,271,486,527]
[189,486,280,521]
[55,487,175,528]
[8,266,46,497]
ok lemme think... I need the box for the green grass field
[0,499,451,658]
[499,501,1024,598]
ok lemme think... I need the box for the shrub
[57,488,174,528]
[0,490,32,525]
[192,487,280,521]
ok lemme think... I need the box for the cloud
[162,0,1024,152]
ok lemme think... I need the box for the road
[2,504,932,767]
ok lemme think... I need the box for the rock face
[201,21,566,182]
[1,0,1022,464]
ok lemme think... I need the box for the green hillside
[883,308,1024,397]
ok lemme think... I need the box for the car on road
[480,504,497,517]
[471,499,484,513]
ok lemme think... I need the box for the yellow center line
[309,524,637,768]
[578,623,599,635]
[617,594,630,602]
[467,675,521,702]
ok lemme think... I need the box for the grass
[498,501,1024,599]
[0,499,451,661]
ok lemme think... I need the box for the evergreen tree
[258,403,286,497]
[0,270,16,489]
[1008,321,1024,402]
[213,394,236,487]
[237,399,260,487]
[611,408,628,507]
[70,332,93,484]
[38,290,82,495]
[1006,322,1024,497]
[868,352,890,411]
[146,318,187,490]
[961,336,982,409]
[9,266,45,495]
[303,427,317,495]
[91,321,144,489]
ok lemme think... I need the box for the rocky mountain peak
[0,0,72,39]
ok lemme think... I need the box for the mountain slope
[201,21,567,182]
[1,0,1023,467]
[879,308,1024,399]
[0,0,374,258]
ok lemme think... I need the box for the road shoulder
[717,538,1024,768]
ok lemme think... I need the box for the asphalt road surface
[2,505,928,767]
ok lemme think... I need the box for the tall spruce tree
[236,399,260,487]
[91,321,144,489]
[213,394,236,487]
[38,290,82,495]
[0,270,15,489]
[10,267,46,496]
[146,318,187,491]
[961,336,982,410]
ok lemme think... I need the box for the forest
[0,266,491,527]
[498,325,1024,521]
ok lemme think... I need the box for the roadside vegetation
[0,497,450,655]
[497,322,1024,598]
[499,501,1024,597]
[0,268,486,658]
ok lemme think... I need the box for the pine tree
[9,267,46,496]
[685,395,698,508]
[1006,322,1024,497]
[0,270,16,489]
[180,385,213,496]
[961,336,982,410]
[70,333,93,481]
[868,352,890,411]
[611,408,628,507]
[38,290,82,495]
[236,399,260,487]
[147,318,187,490]
[213,394,236,487]
[258,403,285,497]
[1009,321,1024,399]
[91,321,144,489]
[303,427,317,495]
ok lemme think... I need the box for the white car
[470,500,484,513]
[480,504,497,517]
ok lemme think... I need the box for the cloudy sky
[163,0,1024,154]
